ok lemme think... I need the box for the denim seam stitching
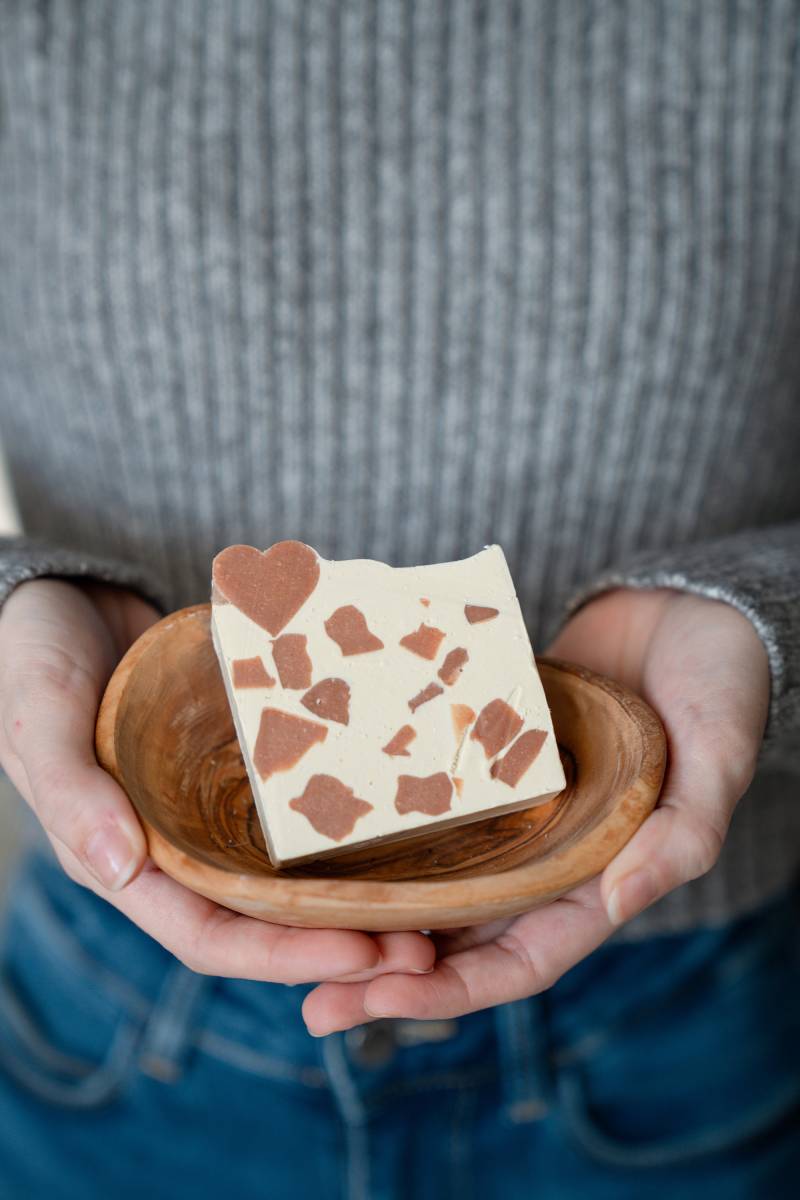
[321,1036,370,1200]
[0,1015,143,1110]
[368,1066,496,1105]
[449,1085,478,1200]
[558,1069,800,1169]
[137,963,211,1078]
[0,970,101,1078]
[192,1027,328,1087]
[509,1000,544,1118]
[9,877,152,1022]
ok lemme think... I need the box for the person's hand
[0,579,434,985]
[302,587,770,1033]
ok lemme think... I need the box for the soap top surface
[210,540,566,866]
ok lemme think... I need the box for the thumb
[545,589,675,690]
[78,581,162,658]
[2,599,149,893]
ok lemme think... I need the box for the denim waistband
[7,845,798,1115]
[4,846,564,1115]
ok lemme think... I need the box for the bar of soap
[210,540,566,867]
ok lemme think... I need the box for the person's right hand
[0,578,434,986]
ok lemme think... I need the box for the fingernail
[407,966,435,975]
[606,870,660,926]
[85,824,139,891]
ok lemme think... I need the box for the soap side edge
[487,544,567,794]
[210,606,283,870]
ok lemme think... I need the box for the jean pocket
[555,898,800,1170]
[557,1066,800,1171]
[0,857,152,1110]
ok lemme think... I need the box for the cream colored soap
[210,540,566,867]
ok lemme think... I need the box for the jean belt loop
[136,961,213,1083]
[493,994,553,1123]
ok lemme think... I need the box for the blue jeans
[0,847,798,1200]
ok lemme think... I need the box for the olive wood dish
[95,604,666,931]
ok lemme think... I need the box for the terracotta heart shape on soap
[212,541,320,635]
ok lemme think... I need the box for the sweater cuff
[560,521,800,753]
[0,534,172,617]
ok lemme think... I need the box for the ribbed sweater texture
[0,0,799,937]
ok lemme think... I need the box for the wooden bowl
[95,605,666,930]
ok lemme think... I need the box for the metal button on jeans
[344,1018,460,1068]
[393,1019,458,1047]
[344,1022,397,1068]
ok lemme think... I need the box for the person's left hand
[0,579,435,990]
[302,587,770,1035]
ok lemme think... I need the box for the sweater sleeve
[0,534,172,617]
[559,519,800,761]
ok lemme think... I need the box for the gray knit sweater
[1,0,798,938]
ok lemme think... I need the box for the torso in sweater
[1,1,799,934]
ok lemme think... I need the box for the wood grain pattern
[95,604,667,930]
